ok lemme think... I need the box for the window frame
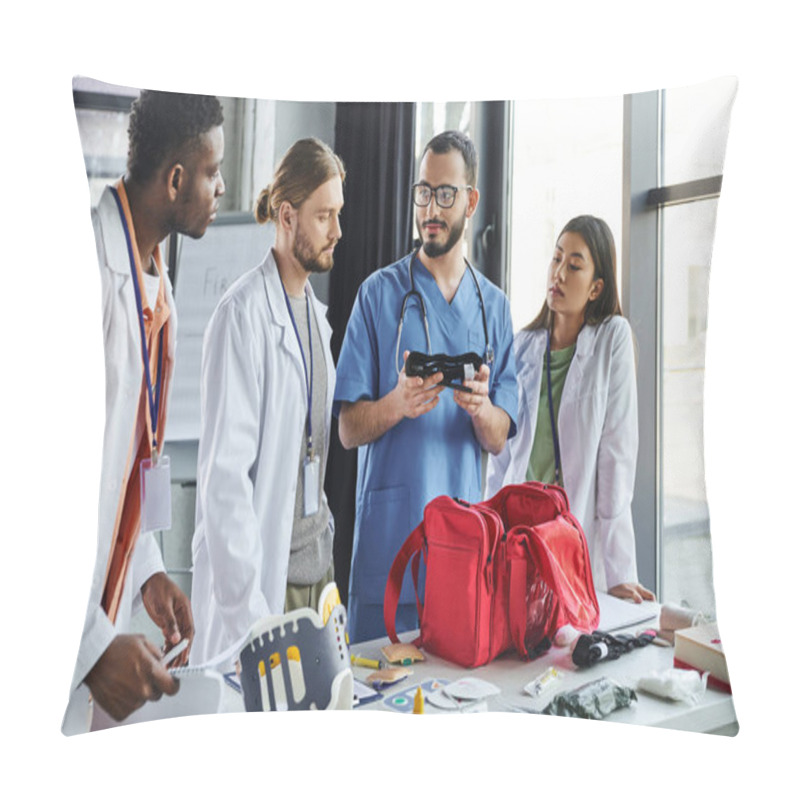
[623,89,724,597]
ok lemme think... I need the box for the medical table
[346,627,737,733]
[109,596,737,735]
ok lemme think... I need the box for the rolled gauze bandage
[636,668,708,704]
[659,603,706,636]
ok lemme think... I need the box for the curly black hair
[422,130,478,188]
[127,90,224,184]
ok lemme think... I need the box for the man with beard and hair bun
[190,138,345,667]
[334,130,517,643]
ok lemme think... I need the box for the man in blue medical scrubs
[334,130,518,643]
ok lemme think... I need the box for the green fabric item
[284,563,336,614]
[527,343,576,485]
[543,678,637,720]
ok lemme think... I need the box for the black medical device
[395,251,494,375]
[405,350,484,393]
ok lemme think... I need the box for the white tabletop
[209,595,737,734]
[348,608,737,734]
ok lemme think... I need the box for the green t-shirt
[526,343,576,485]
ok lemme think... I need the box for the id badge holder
[140,453,172,533]
[303,455,320,518]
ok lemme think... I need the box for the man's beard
[294,228,334,273]
[418,212,466,258]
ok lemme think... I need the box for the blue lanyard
[545,329,563,487]
[281,281,314,457]
[109,185,165,455]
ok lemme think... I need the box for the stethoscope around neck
[395,248,494,375]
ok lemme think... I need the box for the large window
[507,80,735,614]
[661,197,719,612]
[509,95,623,330]
[663,79,736,185]
[73,81,137,208]
[624,78,736,613]
[657,78,736,613]
[415,101,474,158]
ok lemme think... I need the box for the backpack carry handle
[383,522,425,645]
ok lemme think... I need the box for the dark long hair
[525,215,621,331]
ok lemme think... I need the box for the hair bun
[255,185,272,224]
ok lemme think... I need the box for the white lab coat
[190,249,336,666]
[485,315,639,591]
[62,185,170,735]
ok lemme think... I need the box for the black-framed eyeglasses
[412,182,472,209]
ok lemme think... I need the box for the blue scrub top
[334,252,518,641]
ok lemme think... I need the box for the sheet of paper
[597,592,659,632]
[353,678,382,706]
[91,669,225,730]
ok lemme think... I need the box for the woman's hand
[608,582,656,604]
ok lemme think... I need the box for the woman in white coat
[486,215,654,602]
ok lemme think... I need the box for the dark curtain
[325,102,417,606]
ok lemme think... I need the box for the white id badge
[303,455,320,518]
[140,454,172,533]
